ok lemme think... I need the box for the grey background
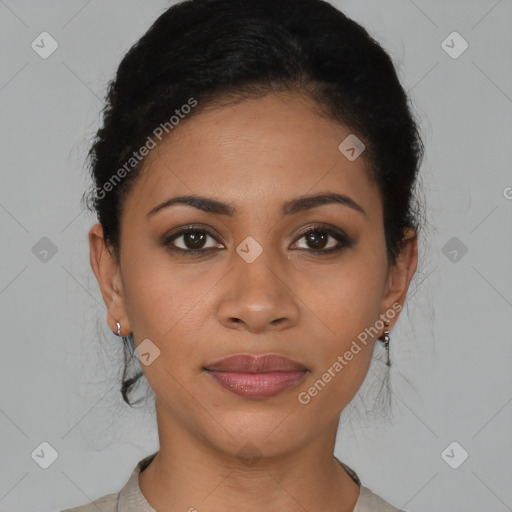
[1,1,511,511]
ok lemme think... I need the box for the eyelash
[162,224,353,256]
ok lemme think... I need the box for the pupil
[186,231,205,249]
[307,230,327,249]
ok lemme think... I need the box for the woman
[63,0,423,510]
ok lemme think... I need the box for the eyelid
[294,223,349,239]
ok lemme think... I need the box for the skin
[89,91,417,512]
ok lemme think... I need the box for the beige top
[60,451,405,512]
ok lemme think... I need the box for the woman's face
[90,91,417,458]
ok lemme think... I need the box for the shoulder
[59,491,119,512]
[354,485,407,512]
[336,458,406,512]
[58,451,157,512]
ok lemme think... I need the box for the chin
[197,410,314,462]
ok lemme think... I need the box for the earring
[114,321,135,353]
[379,320,391,367]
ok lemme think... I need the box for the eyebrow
[146,192,366,218]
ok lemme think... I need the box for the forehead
[123,92,381,221]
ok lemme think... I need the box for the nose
[216,250,300,334]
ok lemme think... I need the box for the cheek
[121,240,204,334]
[301,256,387,343]
[296,348,373,423]
[295,248,387,404]
[293,264,384,414]
[120,245,220,385]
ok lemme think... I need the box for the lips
[205,354,307,373]
[203,354,308,399]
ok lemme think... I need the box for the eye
[291,225,353,254]
[162,224,352,256]
[163,227,224,253]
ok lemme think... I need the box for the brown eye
[163,224,352,256]
[303,230,329,250]
[165,228,223,252]
[292,226,352,254]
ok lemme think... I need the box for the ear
[88,223,132,336]
[380,227,418,327]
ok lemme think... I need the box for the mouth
[203,353,309,400]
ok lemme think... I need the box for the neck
[138,403,360,512]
